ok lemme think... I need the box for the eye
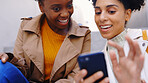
[67,4,73,9]
[95,9,101,15]
[95,12,101,15]
[53,7,60,12]
[108,11,116,14]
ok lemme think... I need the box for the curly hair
[92,0,145,11]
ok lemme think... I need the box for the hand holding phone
[77,52,108,83]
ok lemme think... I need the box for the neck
[46,17,70,36]
[106,29,127,62]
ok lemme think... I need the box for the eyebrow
[51,4,61,8]
[107,4,118,8]
[51,1,72,6]
[94,4,119,9]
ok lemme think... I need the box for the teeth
[100,25,112,29]
[59,19,68,23]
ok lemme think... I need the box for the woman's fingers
[74,70,106,83]
[99,77,110,83]
[74,69,87,83]
[133,41,144,71]
[109,50,118,70]
[125,36,135,60]
[0,53,3,59]
[108,40,125,57]
[133,41,142,58]
[83,71,104,83]
[138,55,145,73]
[0,53,8,63]
[126,36,144,71]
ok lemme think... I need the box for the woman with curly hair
[74,0,147,83]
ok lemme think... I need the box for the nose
[99,12,108,23]
[60,9,69,18]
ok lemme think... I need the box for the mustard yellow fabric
[142,30,148,54]
[41,18,65,80]
[142,30,148,40]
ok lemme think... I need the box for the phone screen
[77,52,108,82]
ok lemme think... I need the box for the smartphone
[77,52,108,82]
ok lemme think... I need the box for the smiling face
[95,0,131,40]
[39,0,73,34]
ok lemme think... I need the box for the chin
[102,35,112,40]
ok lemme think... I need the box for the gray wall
[0,0,148,53]
[0,0,40,52]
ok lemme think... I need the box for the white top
[104,28,148,83]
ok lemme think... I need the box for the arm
[10,21,29,77]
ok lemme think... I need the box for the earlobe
[125,9,132,21]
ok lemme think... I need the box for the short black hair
[35,0,41,2]
[35,0,44,5]
[92,0,145,11]
[35,0,43,2]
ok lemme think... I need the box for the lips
[58,19,69,25]
[59,19,68,23]
[100,25,112,29]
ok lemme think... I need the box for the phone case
[77,52,108,82]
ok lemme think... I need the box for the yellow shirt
[41,18,65,80]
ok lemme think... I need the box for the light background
[0,0,148,52]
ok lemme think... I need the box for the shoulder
[79,25,91,35]
[127,28,148,40]
[79,25,89,29]
[19,15,42,29]
[21,17,33,20]
[70,19,91,35]
[127,28,142,32]
[127,28,142,35]
[20,17,33,26]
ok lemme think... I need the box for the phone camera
[85,57,89,61]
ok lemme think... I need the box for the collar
[22,14,89,37]
[22,14,44,36]
[107,29,127,51]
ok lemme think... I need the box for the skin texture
[74,69,109,83]
[74,0,144,83]
[94,0,131,40]
[74,36,144,83]
[0,53,8,63]
[39,0,73,35]
[108,36,144,83]
[0,0,145,82]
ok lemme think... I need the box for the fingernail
[2,57,6,62]
[97,72,103,76]
[105,78,109,83]
[82,70,86,74]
